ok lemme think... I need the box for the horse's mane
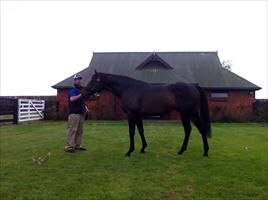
[100,72,147,85]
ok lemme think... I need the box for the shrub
[252,100,268,122]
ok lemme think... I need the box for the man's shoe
[75,146,87,151]
[65,146,75,153]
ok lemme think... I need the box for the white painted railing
[18,99,45,123]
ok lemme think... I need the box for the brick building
[52,52,261,121]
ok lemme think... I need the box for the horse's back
[122,83,177,115]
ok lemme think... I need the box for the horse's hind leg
[136,117,147,153]
[125,114,136,157]
[190,113,209,157]
[178,115,192,155]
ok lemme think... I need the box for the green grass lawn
[0,121,267,200]
[0,115,13,120]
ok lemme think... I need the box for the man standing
[65,73,89,153]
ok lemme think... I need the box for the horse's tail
[197,86,212,138]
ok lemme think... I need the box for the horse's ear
[95,69,98,74]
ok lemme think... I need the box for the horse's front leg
[125,114,136,157]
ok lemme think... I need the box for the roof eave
[51,86,72,90]
[202,87,262,91]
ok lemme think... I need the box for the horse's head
[83,70,105,97]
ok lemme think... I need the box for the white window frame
[210,91,229,101]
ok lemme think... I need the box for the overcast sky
[1,1,267,98]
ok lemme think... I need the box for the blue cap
[74,74,82,80]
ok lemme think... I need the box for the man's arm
[69,88,83,102]
[70,94,82,102]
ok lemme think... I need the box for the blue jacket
[68,85,85,115]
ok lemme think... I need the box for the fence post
[13,98,18,124]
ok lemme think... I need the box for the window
[211,91,229,101]
[249,91,255,98]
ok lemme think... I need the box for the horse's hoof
[125,153,131,157]
[140,150,145,154]
[203,153,208,157]
[178,151,184,155]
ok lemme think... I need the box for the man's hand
[80,88,90,99]
[85,105,89,113]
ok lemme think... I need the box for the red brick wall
[57,90,119,120]
[87,91,116,120]
[208,91,255,122]
[56,89,255,121]
[56,89,69,119]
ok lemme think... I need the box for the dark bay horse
[83,71,211,157]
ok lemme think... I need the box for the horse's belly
[139,96,176,115]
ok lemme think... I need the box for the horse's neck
[104,75,133,97]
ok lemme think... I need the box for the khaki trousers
[66,114,85,148]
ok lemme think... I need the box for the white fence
[18,99,45,123]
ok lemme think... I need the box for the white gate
[18,99,45,123]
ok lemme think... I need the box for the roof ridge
[93,51,218,54]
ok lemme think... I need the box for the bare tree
[221,59,232,71]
